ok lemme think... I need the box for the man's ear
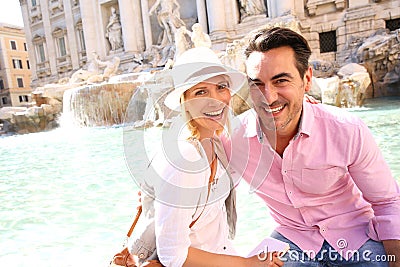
[304,66,313,93]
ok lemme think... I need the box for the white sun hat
[164,47,246,111]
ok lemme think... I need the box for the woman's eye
[217,83,229,90]
[194,90,207,96]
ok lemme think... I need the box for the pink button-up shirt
[223,101,400,259]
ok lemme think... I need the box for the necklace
[209,154,218,192]
[211,176,219,192]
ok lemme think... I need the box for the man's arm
[184,247,284,267]
[349,121,400,266]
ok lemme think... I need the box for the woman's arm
[184,247,284,267]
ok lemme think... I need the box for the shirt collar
[241,109,260,138]
[300,100,314,137]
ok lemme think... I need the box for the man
[224,27,400,266]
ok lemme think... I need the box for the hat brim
[165,65,246,111]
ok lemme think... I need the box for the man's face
[246,46,312,138]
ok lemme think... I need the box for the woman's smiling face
[183,75,232,140]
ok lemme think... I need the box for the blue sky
[0,0,24,27]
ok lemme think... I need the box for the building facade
[0,23,33,107]
[19,0,400,88]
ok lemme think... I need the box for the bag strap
[126,205,142,238]
[125,145,217,237]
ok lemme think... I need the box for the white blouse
[147,139,236,267]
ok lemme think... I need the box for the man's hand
[246,252,284,267]
[382,240,400,267]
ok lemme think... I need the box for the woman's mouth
[204,108,224,118]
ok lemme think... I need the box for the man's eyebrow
[248,78,263,83]
[271,72,293,80]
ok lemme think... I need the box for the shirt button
[288,191,292,195]
[284,170,287,174]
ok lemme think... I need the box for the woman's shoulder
[164,138,205,160]
[148,139,210,191]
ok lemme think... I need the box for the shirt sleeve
[349,120,400,240]
[152,141,209,267]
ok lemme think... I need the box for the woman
[139,47,283,267]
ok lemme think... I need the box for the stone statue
[174,26,192,59]
[105,7,123,51]
[87,56,121,83]
[239,0,266,19]
[149,0,186,46]
[69,52,102,84]
[128,53,145,73]
[191,23,211,48]
[220,40,246,72]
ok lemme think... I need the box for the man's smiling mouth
[265,105,284,114]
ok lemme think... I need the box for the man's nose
[263,85,278,104]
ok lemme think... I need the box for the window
[319,31,337,53]
[24,43,28,51]
[78,29,86,51]
[12,59,23,69]
[27,60,30,69]
[2,97,7,105]
[10,41,17,50]
[58,37,67,56]
[38,44,46,62]
[31,0,37,6]
[386,18,400,32]
[0,79,4,90]
[17,78,24,88]
[19,95,29,102]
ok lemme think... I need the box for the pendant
[211,177,219,192]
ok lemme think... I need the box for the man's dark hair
[245,27,311,77]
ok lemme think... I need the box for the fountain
[1,9,399,266]
[310,63,372,108]
[1,15,399,136]
[62,82,141,127]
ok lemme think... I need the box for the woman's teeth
[204,109,223,116]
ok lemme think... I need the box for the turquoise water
[0,97,399,266]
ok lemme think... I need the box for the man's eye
[276,79,289,84]
[250,82,264,88]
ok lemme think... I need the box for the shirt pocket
[299,166,346,194]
